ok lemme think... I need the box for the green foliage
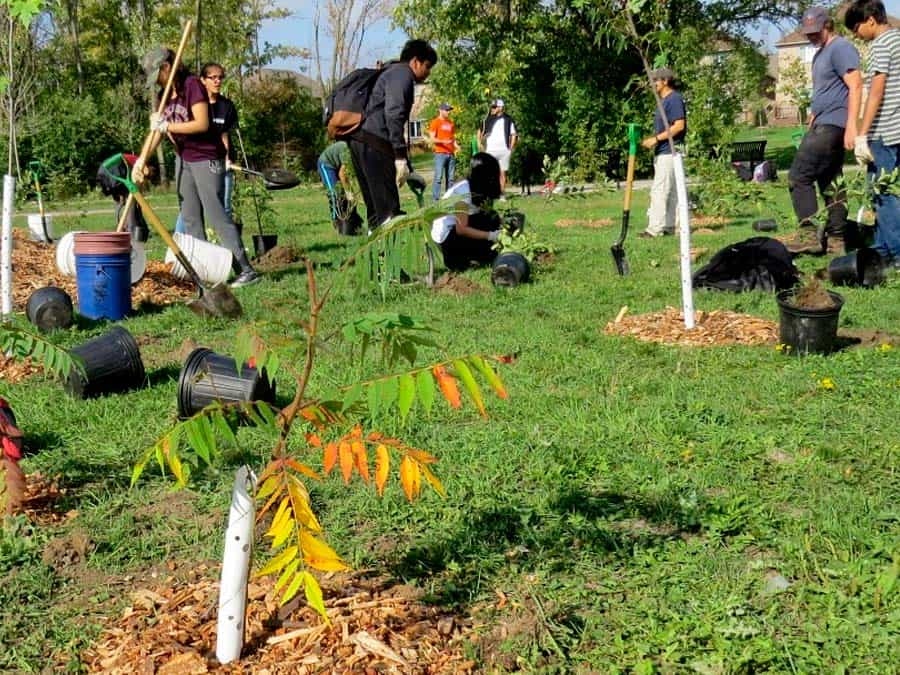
[493,228,556,262]
[232,172,276,232]
[340,313,437,370]
[687,154,767,218]
[0,322,83,380]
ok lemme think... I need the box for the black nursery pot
[502,210,526,234]
[776,289,844,356]
[131,222,149,244]
[491,252,531,287]
[827,247,886,288]
[65,326,146,398]
[252,234,278,257]
[177,347,276,419]
[752,218,777,232]
[26,286,73,332]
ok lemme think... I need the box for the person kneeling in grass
[430,152,503,271]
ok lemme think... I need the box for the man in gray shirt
[786,6,862,255]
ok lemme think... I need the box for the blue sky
[260,1,900,74]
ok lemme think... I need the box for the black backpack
[323,67,384,140]
[693,237,799,293]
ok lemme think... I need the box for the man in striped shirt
[846,0,900,264]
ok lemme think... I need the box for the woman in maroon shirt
[136,47,259,287]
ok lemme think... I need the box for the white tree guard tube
[1,175,15,317]
[216,465,257,664]
[672,153,695,329]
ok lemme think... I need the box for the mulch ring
[20,472,76,526]
[555,218,613,228]
[433,273,484,296]
[83,571,475,674]
[605,306,778,347]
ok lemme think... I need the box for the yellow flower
[878,343,894,352]
[818,377,836,391]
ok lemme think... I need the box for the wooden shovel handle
[116,20,193,233]
[622,153,637,213]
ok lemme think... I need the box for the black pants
[348,137,401,231]
[788,124,847,233]
[439,210,499,271]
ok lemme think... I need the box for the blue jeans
[318,161,340,218]
[175,168,234,234]
[868,140,900,260]
[432,153,456,201]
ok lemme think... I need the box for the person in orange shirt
[427,103,460,201]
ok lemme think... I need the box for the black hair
[200,62,225,78]
[400,39,438,66]
[159,48,191,95]
[845,0,887,30]
[468,153,501,206]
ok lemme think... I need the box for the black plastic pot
[827,247,886,288]
[491,251,531,287]
[776,288,844,356]
[752,218,777,232]
[65,326,146,398]
[26,287,73,332]
[335,211,363,236]
[840,220,875,252]
[502,210,526,234]
[177,347,275,418]
[252,234,278,257]
[131,222,149,244]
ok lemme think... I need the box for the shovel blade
[611,245,630,276]
[186,283,243,319]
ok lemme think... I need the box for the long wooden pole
[116,20,193,232]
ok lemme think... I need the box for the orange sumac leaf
[352,440,369,482]
[285,458,321,481]
[433,365,461,409]
[350,425,363,439]
[419,463,447,498]
[399,456,420,502]
[367,431,385,442]
[339,441,354,484]
[305,432,322,448]
[375,445,390,496]
[323,443,338,475]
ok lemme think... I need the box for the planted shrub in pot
[490,229,556,287]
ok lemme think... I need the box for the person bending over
[431,153,503,271]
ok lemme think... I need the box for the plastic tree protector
[1,175,14,316]
[672,153,695,329]
[216,465,257,664]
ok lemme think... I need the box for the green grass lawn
[2,180,899,672]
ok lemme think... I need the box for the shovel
[611,123,640,276]
[102,154,242,319]
[231,165,300,191]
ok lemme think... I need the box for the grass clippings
[83,572,474,674]
[605,307,778,347]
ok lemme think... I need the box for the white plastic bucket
[55,231,86,276]
[28,214,54,242]
[165,232,233,285]
[56,230,146,284]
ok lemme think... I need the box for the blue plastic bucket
[75,251,132,320]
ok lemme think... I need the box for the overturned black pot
[252,234,278,257]
[502,210,526,234]
[776,288,844,356]
[752,218,777,232]
[26,287,73,333]
[65,326,146,398]
[177,347,276,419]
[828,247,886,288]
[491,251,531,287]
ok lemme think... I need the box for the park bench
[726,140,768,172]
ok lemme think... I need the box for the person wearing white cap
[478,99,517,194]
[784,5,861,255]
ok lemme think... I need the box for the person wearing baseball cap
[784,5,862,255]
[427,103,460,201]
[638,67,686,238]
[478,98,518,195]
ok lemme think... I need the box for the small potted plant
[490,229,555,287]
[776,276,844,355]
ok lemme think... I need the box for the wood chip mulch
[82,571,476,674]
[605,306,778,347]
[0,354,43,383]
[690,215,732,229]
[20,472,76,526]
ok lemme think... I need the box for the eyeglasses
[204,74,225,81]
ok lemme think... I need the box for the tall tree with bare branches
[313,0,392,94]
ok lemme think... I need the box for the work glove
[854,135,873,165]
[225,158,234,172]
[130,157,147,185]
[150,112,169,134]
[394,159,410,187]
[345,189,356,203]
[487,229,501,242]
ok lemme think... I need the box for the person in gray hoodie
[348,39,437,232]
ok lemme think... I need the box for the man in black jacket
[349,39,437,232]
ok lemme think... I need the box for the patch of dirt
[691,215,732,229]
[433,273,484,296]
[42,529,93,572]
[692,227,720,236]
[554,218,613,228]
[133,490,200,523]
[767,449,795,465]
[789,278,837,310]
[83,572,475,674]
[255,244,303,271]
[605,306,778,347]
[839,329,900,348]
[608,518,679,538]
[534,251,557,266]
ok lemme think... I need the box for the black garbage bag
[693,237,799,292]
